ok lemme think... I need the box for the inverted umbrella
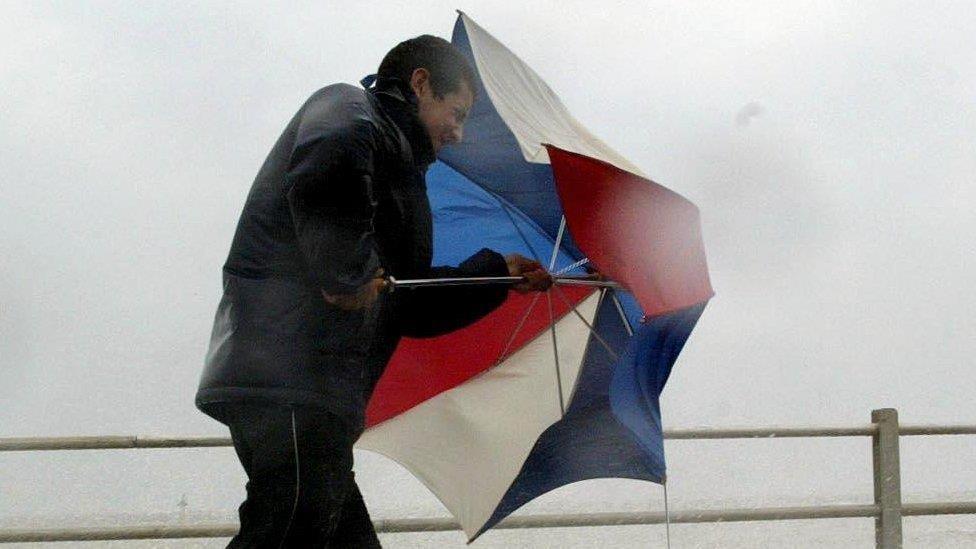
[356,12,713,541]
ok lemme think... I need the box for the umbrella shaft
[389,276,621,290]
[390,276,522,288]
[555,278,622,289]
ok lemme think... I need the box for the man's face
[412,69,474,154]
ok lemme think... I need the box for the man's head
[378,35,476,153]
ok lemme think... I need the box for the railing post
[872,408,902,548]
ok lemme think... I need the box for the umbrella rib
[551,284,620,362]
[488,197,548,369]
[561,288,608,409]
[548,216,566,271]
[548,215,568,417]
[546,289,566,416]
[554,256,589,276]
[494,291,543,367]
[610,292,636,337]
[498,201,545,265]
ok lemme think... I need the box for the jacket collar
[362,75,436,169]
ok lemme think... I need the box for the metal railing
[1,408,974,547]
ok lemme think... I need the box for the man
[196,35,551,547]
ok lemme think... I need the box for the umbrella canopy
[357,12,713,540]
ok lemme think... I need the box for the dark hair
[377,35,476,99]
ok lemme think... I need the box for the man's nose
[449,125,463,145]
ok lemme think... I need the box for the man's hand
[505,254,553,293]
[322,268,388,311]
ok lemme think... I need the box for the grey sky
[1,1,974,546]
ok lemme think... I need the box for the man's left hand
[505,254,553,293]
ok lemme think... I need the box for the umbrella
[356,12,713,541]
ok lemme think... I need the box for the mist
[2,1,974,547]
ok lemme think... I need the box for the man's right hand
[322,268,388,311]
[505,254,553,293]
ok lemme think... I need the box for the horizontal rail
[0,525,238,543]
[902,501,976,516]
[664,425,877,439]
[3,424,975,452]
[0,436,232,452]
[899,425,976,436]
[2,502,974,543]
[666,424,976,439]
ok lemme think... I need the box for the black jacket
[196,79,509,431]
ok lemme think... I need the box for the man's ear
[409,68,430,96]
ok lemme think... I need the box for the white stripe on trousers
[278,409,300,548]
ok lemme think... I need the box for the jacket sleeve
[397,248,511,338]
[285,115,381,295]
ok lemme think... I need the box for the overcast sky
[1,1,974,546]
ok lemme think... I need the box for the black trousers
[223,403,381,548]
